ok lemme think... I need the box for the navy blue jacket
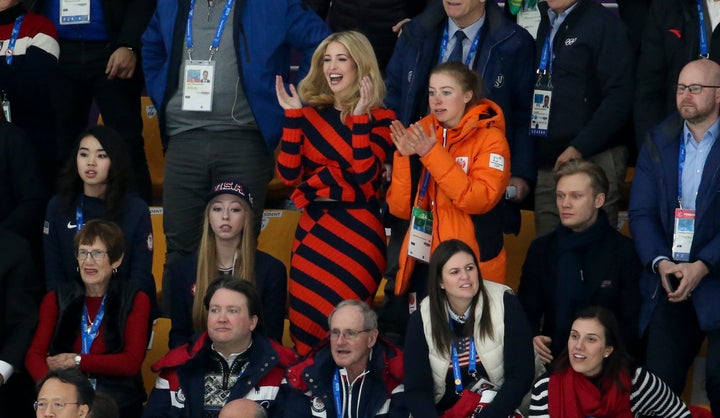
[143,332,298,418]
[141,0,330,149]
[385,0,536,182]
[629,112,720,332]
[532,0,634,167]
[518,211,642,357]
[166,250,287,348]
[281,339,407,418]
[43,193,157,309]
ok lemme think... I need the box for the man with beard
[629,58,720,416]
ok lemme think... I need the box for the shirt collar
[548,1,579,26]
[447,12,485,42]
[682,116,720,147]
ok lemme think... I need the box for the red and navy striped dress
[277,105,394,355]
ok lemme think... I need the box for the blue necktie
[447,30,467,63]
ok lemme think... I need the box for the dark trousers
[646,296,720,414]
[161,129,274,313]
[52,40,152,203]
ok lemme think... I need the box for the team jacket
[143,332,298,418]
[281,338,407,418]
[387,99,511,293]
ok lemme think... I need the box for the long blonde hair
[298,31,386,121]
[192,198,256,332]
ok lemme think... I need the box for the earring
[76,266,79,272]
[112,268,118,274]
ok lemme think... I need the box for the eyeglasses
[76,249,108,261]
[676,84,720,95]
[330,328,372,340]
[33,400,81,411]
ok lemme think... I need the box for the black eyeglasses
[329,329,372,340]
[676,84,720,95]
[76,249,108,261]
[34,400,81,411]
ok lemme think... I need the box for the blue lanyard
[696,0,710,58]
[75,198,85,233]
[332,370,344,417]
[185,0,235,60]
[417,129,448,202]
[450,320,477,394]
[438,25,482,67]
[81,296,106,354]
[6,14,25,66]
[678,137,687,208]
[537,29,553,74]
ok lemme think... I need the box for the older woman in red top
[26,219,150,418]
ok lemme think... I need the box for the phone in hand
[666,273,681,292]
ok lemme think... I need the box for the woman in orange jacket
[387,61,511,312]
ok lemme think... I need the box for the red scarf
[548,367,633,418]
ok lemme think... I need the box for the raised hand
[353,76,373,116]
[275,75,302,110]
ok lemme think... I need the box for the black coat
[518,213,642,357]
[634,0,720,148]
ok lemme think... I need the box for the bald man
[630,58,720,415]
[219,399,266,418]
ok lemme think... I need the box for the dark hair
[37,368,95,408]
[551,306,634,392]
[427,239,493,356]
[57,125,133,222]
[73,219,125,264]
[89,392,118,418]
[203,277,265,335]
[429,61,483,108]
[553,159,609,197]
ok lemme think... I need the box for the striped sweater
[277,106,394,209]
[529,367,691,417]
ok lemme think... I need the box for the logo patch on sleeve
[489,153,505,171]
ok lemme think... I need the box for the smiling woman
[529,306,691,418]
[26,220,150,418]
[403,239,535,418]
[275,31,394,355]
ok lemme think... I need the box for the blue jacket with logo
[280,338,407,418]
[532,0,634,167]
[143,331,298,418]
[385,0,536,182]
[141,0,330,149]
[630,112,720,332]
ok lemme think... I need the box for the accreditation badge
[181,60,215,112]
[672,209,695,262]
[530,88,552,137]
[59,0,90,24]
[408,206,433,262]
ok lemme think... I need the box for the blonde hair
[298,31,386,122]
[192,198,256,332]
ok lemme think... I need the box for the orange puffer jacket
[387,98,511,294]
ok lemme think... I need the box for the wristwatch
[74,355,81,367]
